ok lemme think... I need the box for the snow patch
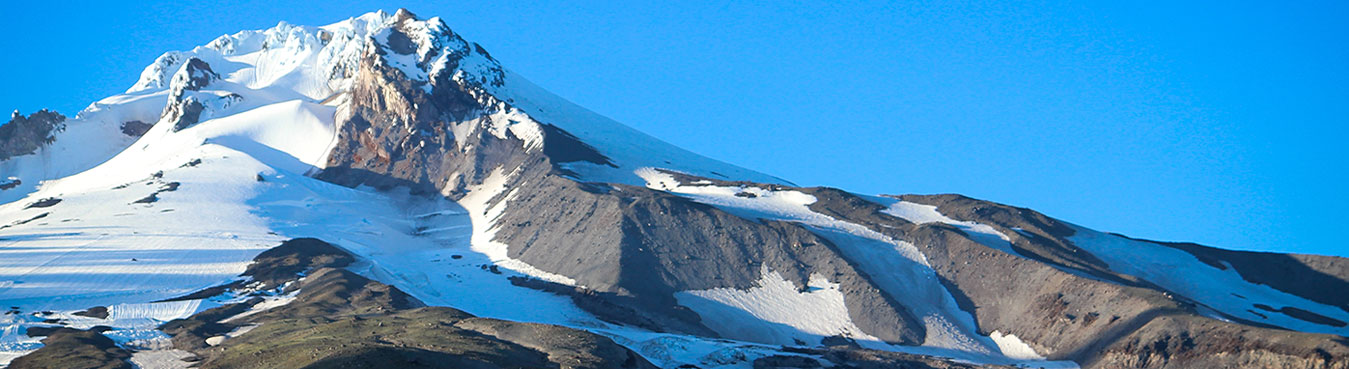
[676,267,882,347]
[1068,226,1349,337]
[989,330,1044,360]
[485,109,545,152]
[220,291,298,324]
[881,200,1019,257]
[456,168,575,285]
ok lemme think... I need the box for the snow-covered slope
[0,92,165,205]
[2,8,1346,369]
[1067,225,1349,336]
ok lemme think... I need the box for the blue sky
[1,1,1345,256]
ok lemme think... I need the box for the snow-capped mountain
[1,9,1346,369]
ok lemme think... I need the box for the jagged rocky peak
[0,109,65,161]
[160,59,215,132]
[368,8,501,88]
[392,7,417,23]
[168,57,219,93]
[120,9,502,106]
[160,57,243,132]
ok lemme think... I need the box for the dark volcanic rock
[132,193,158,204]
[174,58,219,90]
[8,327,132,369]
[164,98,205,132]
[161,57,220,132]
[0,109,65,161]
[9,212,48,226]
[73,306,110,319]
[119,120,153,137]
[241,237,355,289]
[23,197,60,209]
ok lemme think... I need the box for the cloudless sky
[1,1,1345,256]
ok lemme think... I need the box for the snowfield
[676,267,884,347]
[1067,226,1349,337]
[880,199,1021,257]
[0,90,166,205]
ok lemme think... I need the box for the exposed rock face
[319,17,516,193]
[0,110,65,161]
[171,57,218,91]
[118,120,152,137]
[160,57,232,131]
[242,237,356,289]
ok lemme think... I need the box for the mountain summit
[1,9,1346,369]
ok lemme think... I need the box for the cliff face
[0,110,64,161]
